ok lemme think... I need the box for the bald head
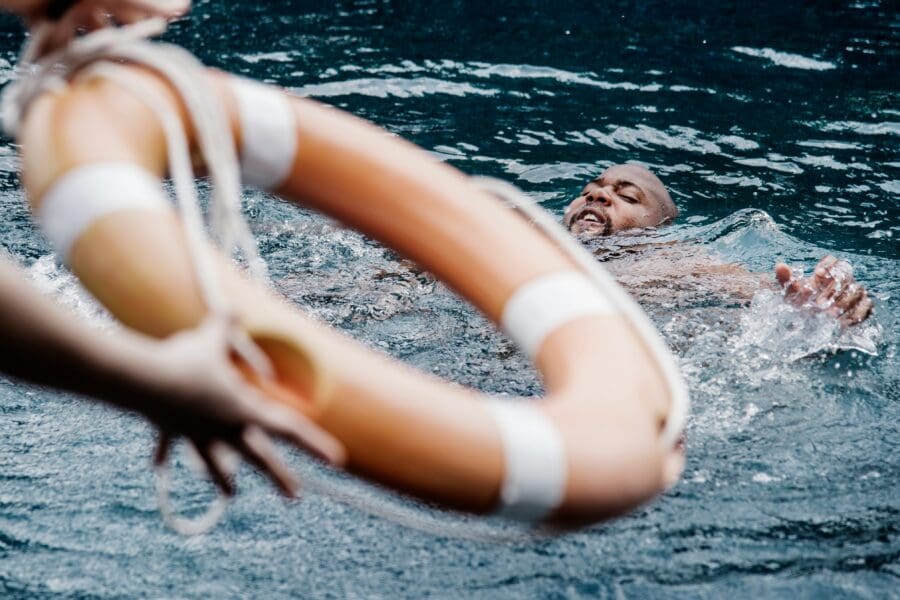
[564,164,679,236]
[607,164,678,223]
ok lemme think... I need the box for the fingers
[128,0,191,19]
[32,19,75,58]
[255,403,347,467]
[841,294,874,326]
[833,281,864,313]
[31,20,56,54]
[781,256,863,316]
[238,426,299,498]
[813,254,839,276]
[210,337,341,465]
[784,276,814,305]
[158,433,236,496]
[76,0,191,24]
[813,256,853,290]
[816,258,874,326]
[26,0,191,57]
[774,263,792,287]
[815,277,838,308]
[109,4,151,25]
[776,262,815,305]
[773,256,874,328]
[28,4,106,58]
[197,441,236,497]
[155,432,172,466]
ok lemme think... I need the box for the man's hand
[143,315,346,498]
[0,254,341,499]
[774,255,874,327]
[16,0,190,59]
[5,0,188,24]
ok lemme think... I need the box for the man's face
[563,164,670,236]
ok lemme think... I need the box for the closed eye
[615,181,644,203]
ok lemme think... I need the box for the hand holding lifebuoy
[17,0,190,58]
[144,314,347,498]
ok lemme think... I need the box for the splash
[736,288,880,359]
[26,256,114,329]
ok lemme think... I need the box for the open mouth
[568,206,612,236]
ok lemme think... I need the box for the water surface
[0,1,897,598]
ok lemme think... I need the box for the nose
[584,186,612,206]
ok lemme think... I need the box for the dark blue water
[1,1,898,598]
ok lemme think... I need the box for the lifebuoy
[19,65,687,526]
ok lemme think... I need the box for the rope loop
[2,18,270,535]
[154,440,230,537]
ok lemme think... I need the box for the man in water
[563,164,874,326]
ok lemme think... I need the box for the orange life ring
[19,65,688,526]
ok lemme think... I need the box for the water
[1,1,898,597]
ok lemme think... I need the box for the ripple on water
[236,50,296,64]
[293,77,499,99]
[811,120,900,137]
[734,156,805,175]
[1,1,899,596]
[730,47,838,71]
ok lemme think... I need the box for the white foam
[731,47,837,71]
[293,77,498,99]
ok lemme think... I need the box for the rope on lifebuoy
[2,19,271,535]
[153,440,230,537]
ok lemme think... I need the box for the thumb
[774,263,792,287]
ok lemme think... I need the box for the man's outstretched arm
[601,243,873,326]
[0,255,345,496]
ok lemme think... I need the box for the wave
[731,47,837,71]
[292,77,498,99]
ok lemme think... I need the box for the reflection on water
[0,0,898,598]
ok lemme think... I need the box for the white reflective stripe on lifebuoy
[501,270,616,359]
[486,399,567,521]
[39,163,169,263]
[230,77,297,190]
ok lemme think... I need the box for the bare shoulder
[598,239,770,307]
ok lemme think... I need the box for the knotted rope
[2,17,273,535]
